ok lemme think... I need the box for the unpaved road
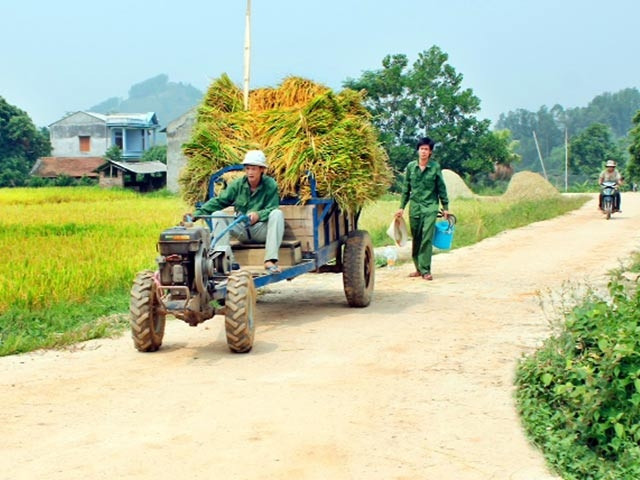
[2,193,640,480]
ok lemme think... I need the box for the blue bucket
[433,218,455,250]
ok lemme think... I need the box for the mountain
[88,74,203,142]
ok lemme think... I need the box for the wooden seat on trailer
[230,239,302,267]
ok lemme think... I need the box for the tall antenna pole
[532,130,548,180]
[243,0,252,110]
[564,127,568,192]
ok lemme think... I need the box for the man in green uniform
[189,150,285,273]
[395,137,450,281]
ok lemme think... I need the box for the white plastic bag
[386,217,408,247]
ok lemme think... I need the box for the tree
[627,110,640,184]
[0,96,51,186]
[569,88,640,137]
[104,145,122,162]
[141,145,167,164]
[343,46,506,182]
[569,123,622,177]
[495,88,640,178]
[496,106,564,171]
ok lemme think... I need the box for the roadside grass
[515,252,640,480]
[0,187,589,356]
[360,193,590,252]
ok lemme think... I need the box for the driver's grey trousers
[212,209,285,262]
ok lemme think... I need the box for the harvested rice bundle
[503,171,560,200]
[180,74,392,211]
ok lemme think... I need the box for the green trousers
[212,209,284,262]
[409,211,438,275]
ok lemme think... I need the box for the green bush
[516,267,640,480]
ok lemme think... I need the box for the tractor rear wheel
[224,270,256,353]
[130,270,166,352]
[343,230,375,307]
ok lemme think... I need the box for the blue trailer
[129,165,375,353]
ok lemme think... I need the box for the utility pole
[243,0,252,110]
[564,127,569,192]
[532,130,548,180]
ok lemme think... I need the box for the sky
[2,0,638,128]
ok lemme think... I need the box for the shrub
[516,274,640,479]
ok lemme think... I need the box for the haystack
[179,74,393,212]
[503,171,560,200]
[442,169,475,200]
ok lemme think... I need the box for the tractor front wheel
[343,230,375,307]
[224,270,256,353]
[130,270,166,352]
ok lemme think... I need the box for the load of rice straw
[179,74,393,212]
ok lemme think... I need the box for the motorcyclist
[598,159,623,212]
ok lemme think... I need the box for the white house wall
[50,113,108,157]
[166,108,196,193]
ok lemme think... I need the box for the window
[79,136,91,152]
[114,129,123,149]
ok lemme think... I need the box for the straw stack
[179,74,392,212]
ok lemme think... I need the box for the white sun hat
[242,150,268,168]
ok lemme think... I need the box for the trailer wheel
[130,270,166,352]
[343,230,375,307]
[224,270,256,353]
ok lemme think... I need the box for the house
[49,111,160,159]
[34,111,167,190]
[164,107,197,193]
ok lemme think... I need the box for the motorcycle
[600,181,619,220]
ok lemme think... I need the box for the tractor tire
[343,230,375,307]
[130,270,166,352]
[224,270,256,353]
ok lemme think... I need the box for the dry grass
[503,171,560,200]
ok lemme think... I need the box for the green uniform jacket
[400,160,449,215]
[194,175,280,222]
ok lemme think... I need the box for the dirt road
[2,193,640,480]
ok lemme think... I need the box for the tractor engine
[155,225,225,324]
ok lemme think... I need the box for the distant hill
[88,74,203,142]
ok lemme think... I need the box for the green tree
[0,96,51,186]
[141,145,167,164]
[104,145,122,162]
[343,46,505,182]
[496,88,640,178]
[567,88,640,137]
[627,110,640,184]
[569,123,622,178]
[496,106,564,171]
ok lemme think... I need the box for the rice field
[0,187,188,314]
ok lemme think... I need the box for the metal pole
[564,127,568,192]
[532,130,548,180]
[243,0,251,110]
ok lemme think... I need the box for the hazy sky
[2,0,638,128]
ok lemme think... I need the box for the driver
[186,150,285,273]
[598,159,623,212]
